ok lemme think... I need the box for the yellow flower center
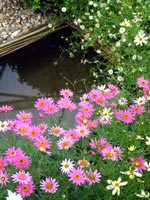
[74,174,81,180]
[64,164,69,168]
[46,182,53,189]
[22,185,29,192]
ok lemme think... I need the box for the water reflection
[0,27,91,112]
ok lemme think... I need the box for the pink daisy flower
[49,125,65,137]
[0,105,13,112]
[57,97,77,111]
[40,177,59,193]
[68,167,86,185]
[28,125,41,141]
[12,170,32,184]
[88,89,102,103]
[108,84,119,97]
[131,156,146,172]
[144,87,150,97]
[34,135,51,151]
[0,171,9,185]
[16,180,35,197]
[60,88,74,98]
[87,120,98,129]
[75,124,90,138]
[137,77,149,88]
[34,97,53,111]
[121,110,134,124]
[38,122,48,134]
[101,146,118,161]
[57,137,74,150]
[4,147,24,164]
[63,128,80,142]
[129,104,145,116]
[86,169,101,185]
[16,111,32,124]
[15,122,31,137]
[43,103,59,115]
[102,89,113,100]
[95,95,106,107]
[13,154,31,170]
[0,157,8,171]
[60,159,75,174]
[90,138,111,154]
[113,146,122,160]
[79,102,95,118]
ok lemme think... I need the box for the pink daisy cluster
[60,159,101,186]
[5,111,51,155]
[57,89,77,111]
[34,97,59,115]
[0,147,35,197]
[90,137,122,161]
[4,147,31,170]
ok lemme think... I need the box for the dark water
[0,27,92,114]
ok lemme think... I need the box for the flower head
[60,159,75,174]
[131,156,146,172]
[12,170,32,184]
[40,177,59,193]
[106,177,128,196]
[6,190,23,200]
[86,169,101,185]
[68,167,86,185]
[16,180,35,197]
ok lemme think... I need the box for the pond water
[0,27,92,116]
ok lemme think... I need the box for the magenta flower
[68,167,86,185]
[40,177,59,193]
[79,102,95,118]
[12,170,32,184]
[13,154,31,170]
[132,156,146,172]
[129,104,145,116]
[34,135,51,151]
[28,125,41,141]
[49,125,65,137]
[86,169,101,185]
[16,180,35,197]
[57,137,74,150]
[4,147,24,164]
[60,88,74,98]
[137,77,149,88]
[57,97,77,111]
[75,124,90,138]
[108,84,120,97]
[63,128,80,142]
[0,157,8,171]
[16,111,33,123]
[88,89,102,103]
[0,105,13,112]
[0,171,9,185]
[43,103,59,115]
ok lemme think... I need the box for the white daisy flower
[106,177,128,196]
[60,159,75,174]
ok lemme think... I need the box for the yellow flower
[128,145,136,152]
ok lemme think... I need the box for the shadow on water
[0,27,93,112]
